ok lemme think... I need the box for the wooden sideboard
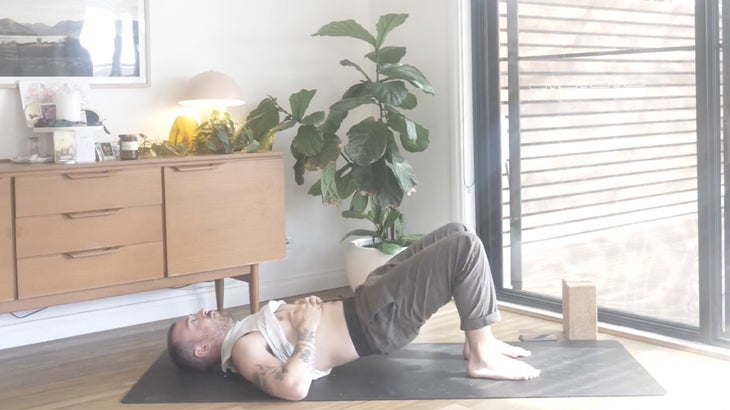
[0,152,285,314]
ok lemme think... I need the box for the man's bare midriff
[274,300,360,371]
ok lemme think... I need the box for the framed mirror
[0,0,148,87]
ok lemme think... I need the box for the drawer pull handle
[63,208,123,219]
[171,164,220,172]
[62,170,121,179]
[65,246,122,259]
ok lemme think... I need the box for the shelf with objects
[17,79,110,164]
[28,126,105,164]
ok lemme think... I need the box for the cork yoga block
[562,279,597,340]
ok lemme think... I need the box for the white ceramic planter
[345,238,402,290]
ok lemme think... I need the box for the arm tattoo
[297,328,316,344]
[251,328,317,392]
[253,364,286,393]
[294,328,316,366]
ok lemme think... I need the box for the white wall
[0,0,471,349]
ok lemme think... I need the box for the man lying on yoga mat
[167,222,541,401]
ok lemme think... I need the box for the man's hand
[289,296,323,334]
[293,295,323,306]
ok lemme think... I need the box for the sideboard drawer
[165,157,286,276]
[15,167,161,217]
[17,241,164,298]
[16,205,162,258]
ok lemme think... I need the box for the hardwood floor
[0,287,728,410]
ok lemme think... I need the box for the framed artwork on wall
[0,0,149,87]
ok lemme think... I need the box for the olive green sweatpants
[351,222,501,355]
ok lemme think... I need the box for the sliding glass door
[472,0,729,345]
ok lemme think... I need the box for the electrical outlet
[285,235,294,248]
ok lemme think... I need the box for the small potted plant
[245,13,434,288]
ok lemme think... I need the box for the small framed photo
[53,133,76,164]
[39,103,56,121]
[95,142,116,161]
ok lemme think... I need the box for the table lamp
[179,70,245,113]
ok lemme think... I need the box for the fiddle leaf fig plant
[245,13,434,254]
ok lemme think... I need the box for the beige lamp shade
[179,70,245,107]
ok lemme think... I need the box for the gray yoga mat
[122,340,665,403]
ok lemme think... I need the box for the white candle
[56,89,81,122]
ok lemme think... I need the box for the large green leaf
[302,111,325,126]
[289,89,317,121]
[318,163,341,205]
[305,132,341,170]
[342,82,371,99]
[323,108,348,134]
[397,93,417,110]
[404,118,417,142]
[352,159,387,195]
[256,128,278,151]
[344,118,389,166]
[206,139,218,153]
[370,201,383,224]
[374,167,405,207]
[387,112,416,143]
[340,59,371,82]
[336,166,357,199]
[377,242,404,255]
[389,143,418,196]
[307,179,321,196]
[330,96,373,113]
[366,46,406,65]
[400,121,429,153]
[349,191,368,213]
[380,206,402,229]
[292,124,324,157]
[341,210,369,220]
[375,14,408,48]
[380,64,435,95]
[245,98,280,140]
[292,153,307,186]
[340,229,379,242]
[388,114,430,152]
[313,19,376,46]
[369,81,409,106]
[376,207,405,244]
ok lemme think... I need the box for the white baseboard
[0,269,347,351]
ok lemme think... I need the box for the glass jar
[118,134,139,160]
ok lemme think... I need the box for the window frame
[471,0,729,346]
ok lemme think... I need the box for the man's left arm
[232,297,322,400]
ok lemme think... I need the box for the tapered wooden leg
[249,264,260,313]
[215,278,225,311]
[215,265,260,313]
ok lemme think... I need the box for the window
[472,0,728,345]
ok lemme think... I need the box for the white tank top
[219,300,331,380]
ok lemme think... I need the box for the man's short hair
[167,322,210,372]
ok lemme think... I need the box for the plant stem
[269,95,294,118]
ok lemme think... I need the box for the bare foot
[494,339,531,358]
[467,351,541,381]
[463,339,531,359]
